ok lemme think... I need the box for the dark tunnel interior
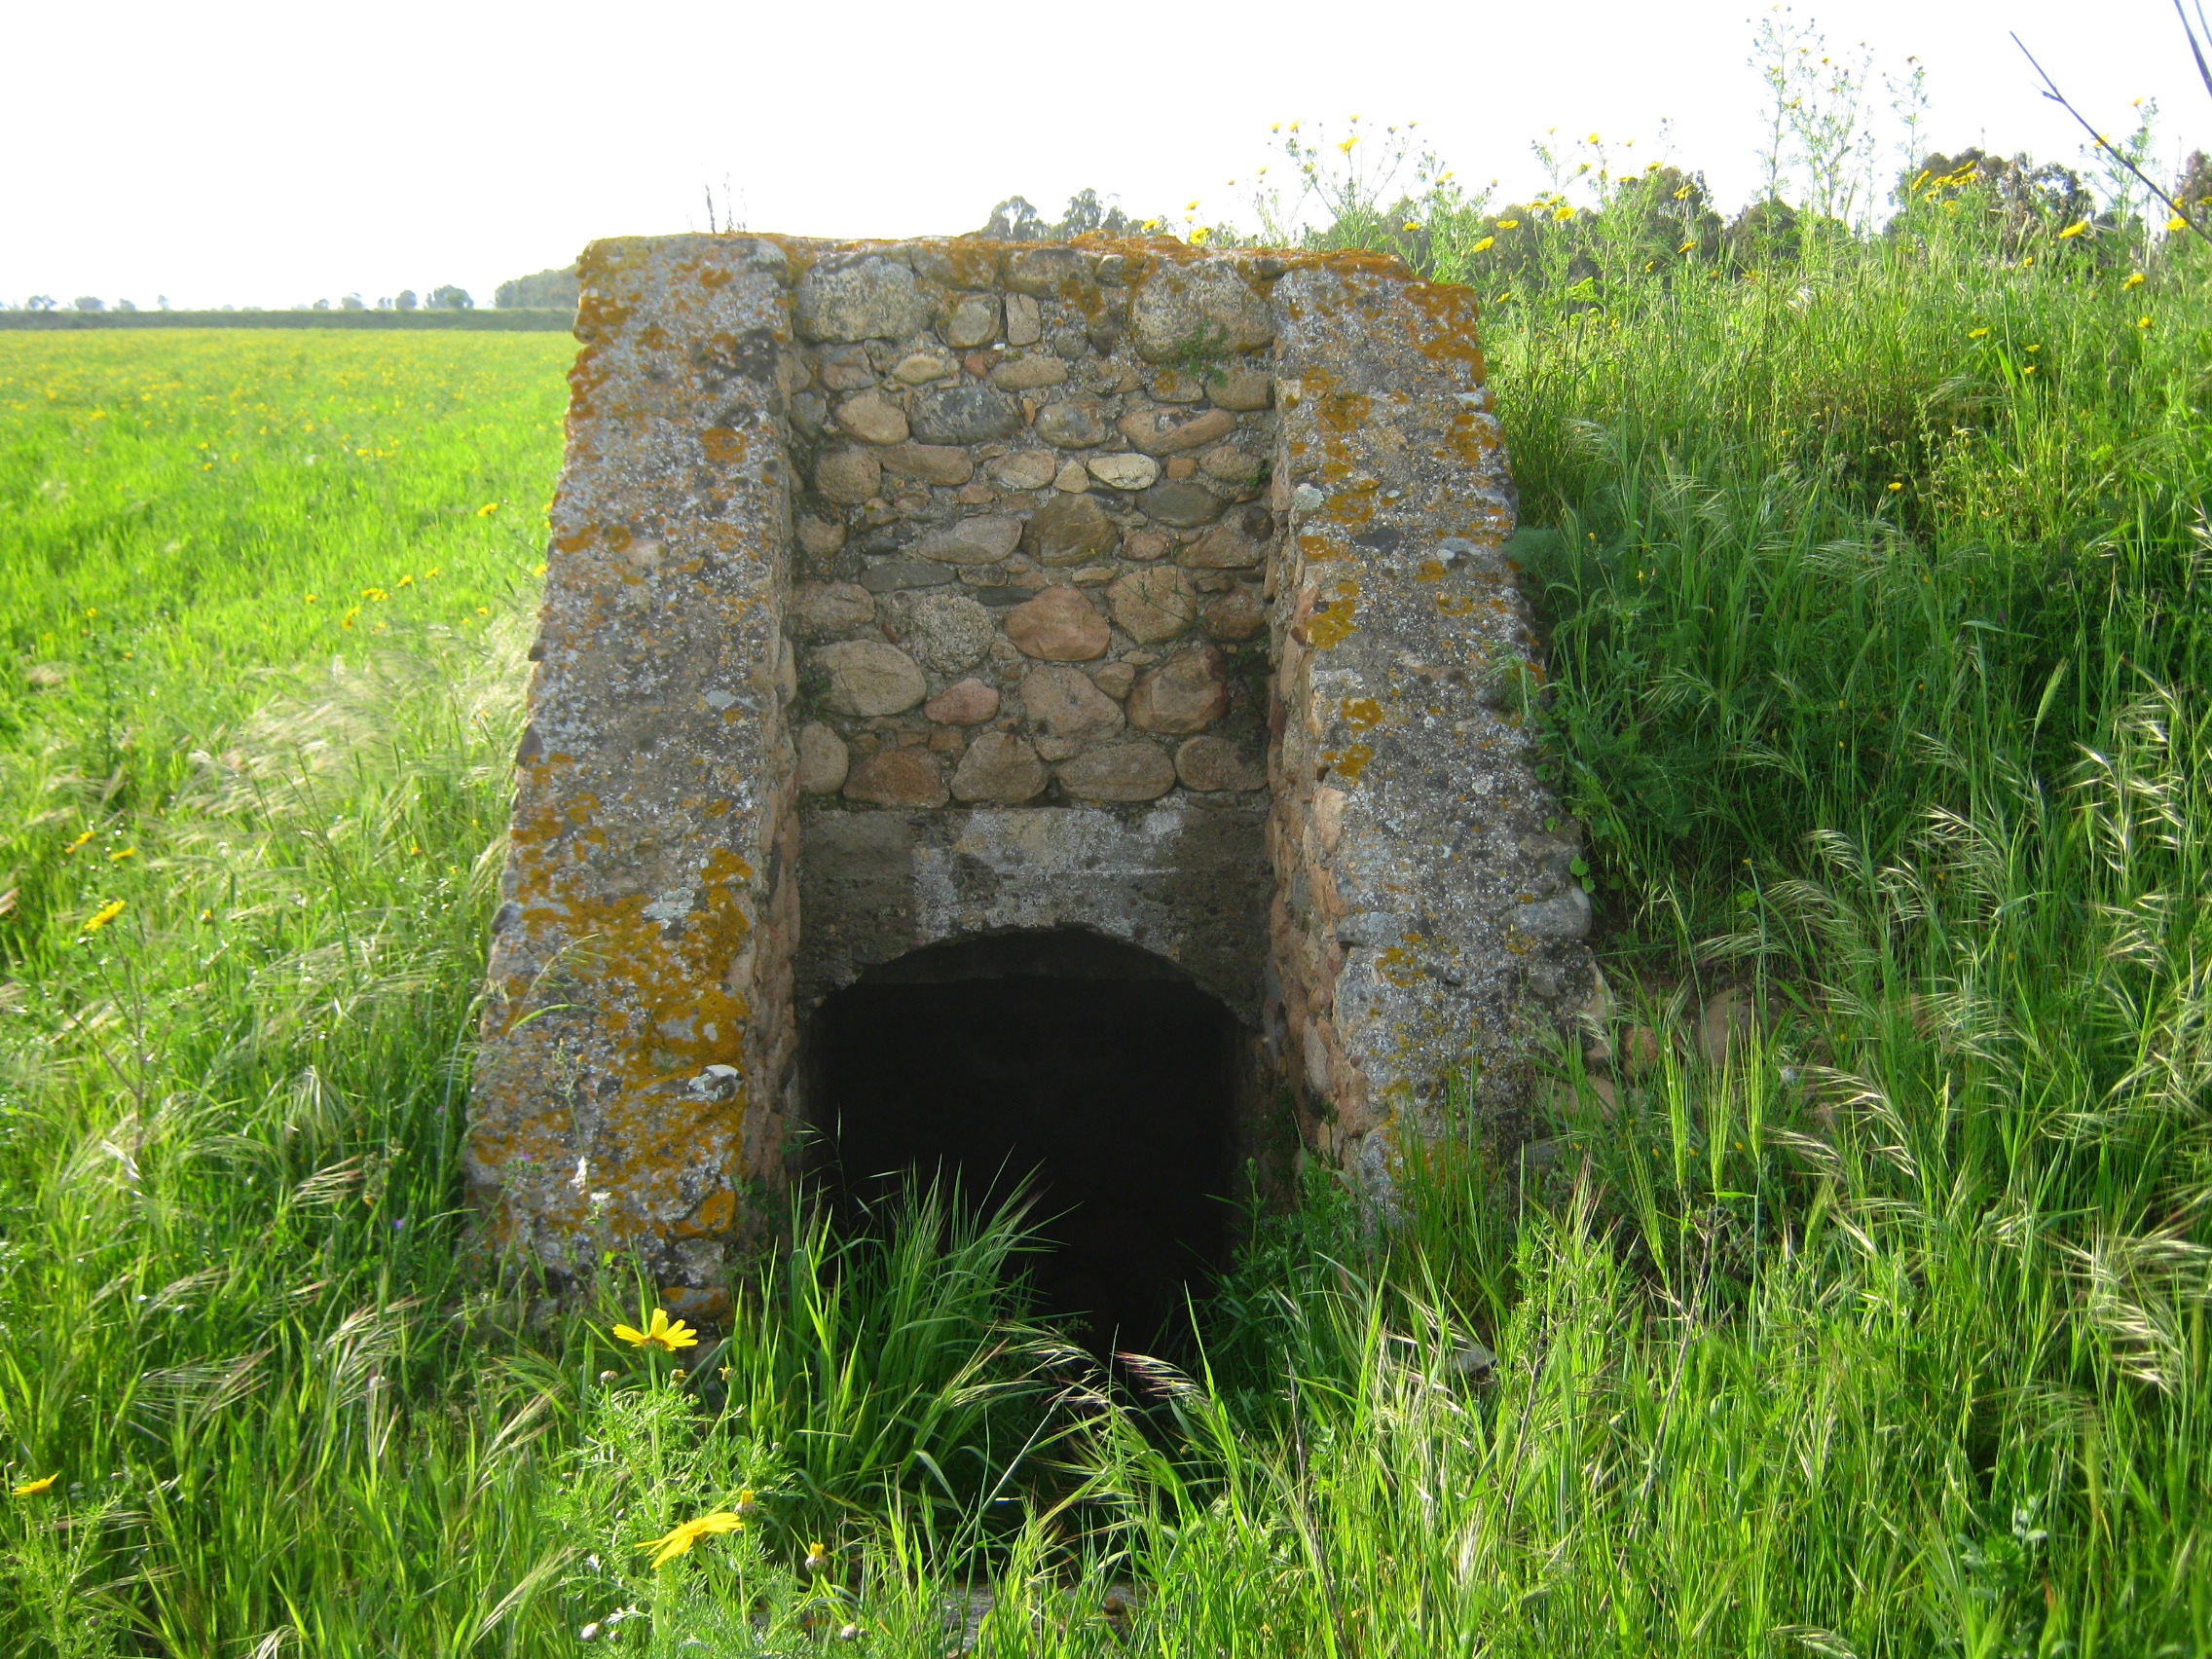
[810,930,1238,1352]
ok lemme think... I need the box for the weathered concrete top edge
[571,231,1458,299]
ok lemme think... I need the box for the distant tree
[72,295,105,313]
[26,296,55,312]
[114,298,138,312]
[1892,149,2097,255]
[157,295,170,311]
[494,266,580,309]
[426,284,472,311]
[311,298,332,311]
[977,189,1143,241]
[340,293,366,311]
[394,290,419,312]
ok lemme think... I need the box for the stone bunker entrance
[466,231,1600,1322]
[809,928,1239,1347]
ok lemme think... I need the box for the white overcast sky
[3,0,2202,309]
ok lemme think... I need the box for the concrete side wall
[1265,260,1596,1198]
[469,238,802,1312]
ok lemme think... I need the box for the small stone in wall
[1088,453,1161,491]
[878,443,974,487]
[1209,367,1273,411]
[1199,445,1263,484]
[1033,401,1109,449]
[1053,460,1089,493]
[814,640,928,717]
[914,515,1022,566]
[943,293,1001,349]
[1006,586,1110,660]
[1005,246,1094,298]
[1004,292,1043,346]
[860,558,954,592]
[989,354,1068,390]
[815,345,875,389]
[1136,480,1226,529]
[990,450,1057,490]
[951,730,1048,803]
[796,515,846,557]
[1127,643,1230,733]
[1123,530,1171,562]
[1180,508,1272,567]
[793,579,876,639]
[894,351,955,384]
[924,678,1000,724]
[1174,734,1264,792]
[1129,261,1276,362]
[1119,406,1236,456]
[1021,494,1120,566]
[794,256,932,343]
[1201,584,1267,641]
[1108,566,1198,644]
[843,746,948,808]
[1021,662,1125,749]
[887,590,995,673]
[1057,741,1176,802]
[835,391,909,445]
[911,384,1023,445]
[814,446,881,505]
[1088,661,1136,699]
[795,721,850,793]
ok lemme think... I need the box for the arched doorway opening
[807,929,1241,1351]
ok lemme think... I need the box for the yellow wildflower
[477,501,499,516]
[613,1307,700,1351]
[1888,481,1904,491]
[635,1511,741,1568]
[2058,220,2088,239]
[1496,218,1520,229]
[804,1540,830,1573]
[108,847,134,862]
[1968,327,1990,339]
[2123,272,2146,288]
[2168,214,2189,231]
[83,900,125,933]
[362,587,388,602]
[1677,240,1696,254]
[305,593,317,605]
[62,830,95,854]
[341,608,361,630]
[2139,315,2152,328]
[1471,237,1494,252]
[11,1473,57,1496]
[1337,137,1356,154]
[735,1488,757,1517]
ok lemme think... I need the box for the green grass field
[1,176,2208,1658]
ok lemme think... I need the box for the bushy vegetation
[2,53,2210,1652]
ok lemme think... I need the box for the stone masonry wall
[469,232,1596,1313]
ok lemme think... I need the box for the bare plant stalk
[2011,31,2210,245]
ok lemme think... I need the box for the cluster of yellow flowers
[608,1307,831,1580]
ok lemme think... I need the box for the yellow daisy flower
[12,1473,57,1495]
[612,1307,700,1351]
[636,1511,741,1568]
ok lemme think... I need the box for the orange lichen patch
[1340,697,1383,731]
[676,1188,739,1236]
[1436,595,1478,617]
[1374,946,1423,987]
[702,427,746,467]
[1317,391,1371,437]
[1416,560,1448,581]
[1305,596,1359,649]
[1325,744,1373,780]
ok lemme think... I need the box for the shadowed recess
[812,929,1236,1350]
